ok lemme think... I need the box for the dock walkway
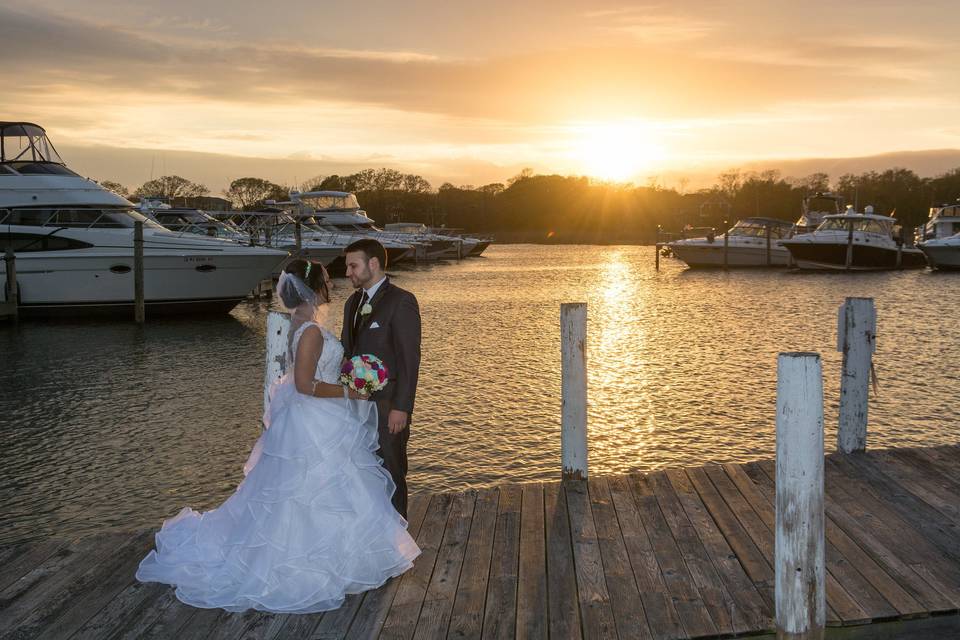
[2,444,960,639]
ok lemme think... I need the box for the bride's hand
[348,388,370,400]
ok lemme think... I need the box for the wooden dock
[2,445,960,639]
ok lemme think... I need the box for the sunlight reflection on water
[2,244,959,544]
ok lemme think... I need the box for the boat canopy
[817,214,893,234]
[729,218,794,238]
[0,122,67,167]
[297,191,361,211]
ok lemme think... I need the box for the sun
[571,122,666,182]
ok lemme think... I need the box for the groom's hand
[387,409,409,434]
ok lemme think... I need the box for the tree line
[101,165,960,243]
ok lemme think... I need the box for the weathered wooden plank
[380,492,455,640]
[727,462,923,620]
[30,531,156,640]
[0,540,67,594]
[565,480,617,639]
[820,457,960,606]
[63,577,168,640]
[835,454,960,563]
[173,607,236,640]
[204,609,268,640]
[628,473,717,638]
[667,468,772,633]
[684,467,777,613]
[480,484,522,640]
[718,462,896,624]
[755,459,960,613]
[0,532,135,636]
[413,491,477,640]
[0,539,96,616]
[515,483,548,640]
[587,477,653,640]
[736,458,878,625]
[542,481,582,640]
[309,593,364,639]
[112,589,195,640]
[871,450,960,526]
[606,476,683,640]
[648,470,742,636]
[341,492,432,640]
[447,488,499,640]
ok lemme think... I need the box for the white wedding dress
[136,322,420,613]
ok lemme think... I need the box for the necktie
[353,291,369,335]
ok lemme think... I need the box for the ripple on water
[2,245,959,545]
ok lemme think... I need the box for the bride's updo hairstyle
[279,259,328,308]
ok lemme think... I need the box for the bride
[136,259,420,613]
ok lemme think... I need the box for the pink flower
[377,369,386,382]
[354,377,365,388]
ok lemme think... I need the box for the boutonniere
[360,303,373,316]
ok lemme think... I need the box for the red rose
[354,377,365,388]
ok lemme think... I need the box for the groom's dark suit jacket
[342,277,421,517]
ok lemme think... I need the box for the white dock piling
[263,311,291,415]
[837,297,876,454]
[560,302,588,481]
[775,352,826,640]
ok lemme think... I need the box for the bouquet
[340,354,389,396]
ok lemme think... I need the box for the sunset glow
[2,1,959,191]
[571,123,667,182]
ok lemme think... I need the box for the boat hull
[2,250,286,315]
[669,242,792,267]
[781,241,928,270]
[919,244,960,270]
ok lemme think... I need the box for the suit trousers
[375,398,409,519]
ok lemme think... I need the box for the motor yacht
[919,232,960,270]
[668,217,796,268]
[781,205,927,270]
[796,192,845,233]
[285,191,417,268]
[0,122,288,317]
[917,201,960,243]
[139,201,248,243]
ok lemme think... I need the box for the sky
[3,0,960,192]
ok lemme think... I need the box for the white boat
[915,202,960,269]
[284,191,417,268]
[917,201,960,242]
[781,206,927,271]
[919,233,960,270]
[796,192,845,233]
[0,122,289,317]
[209,209,346,268]
[668,217,796,267]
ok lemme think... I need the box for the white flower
[361,303,373,315]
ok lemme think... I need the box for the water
[2,245,959,546]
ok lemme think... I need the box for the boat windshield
[817,217,892,234]
[0,207,165,229]
[0,123,77,176]
[729,221,792,239]
[300,193,360,211]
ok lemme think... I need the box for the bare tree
[134,175,208,199]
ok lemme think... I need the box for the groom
[342,238,421,518]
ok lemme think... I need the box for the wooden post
[294,220,302,253]
[766,225,772,266]
[3,245,17,319]
[655,225,661,271]
[836,297,876,454]
[775,352,825,640]
[844,219,854,270]
[723,221,729,270]
[134,220,145,323]
[263,310,291,415]
[561,302,588,481]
